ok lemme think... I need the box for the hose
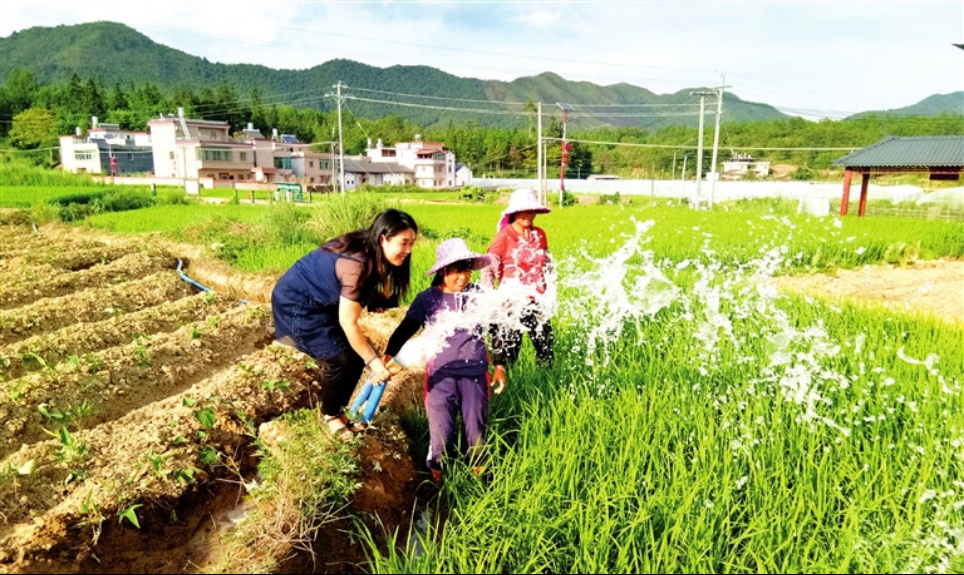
[176,258,249,304]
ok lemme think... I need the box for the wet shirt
[393,284,489,377]
[486,224,549,291]
[270,243,366,360]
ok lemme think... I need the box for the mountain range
[1,21,961,130]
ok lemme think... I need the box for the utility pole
[709,75,730,209]
[325,82,347,195]
[336,82,345,195]
[556,102,574,207]
[690,90,714,208]
[537,102,543,205]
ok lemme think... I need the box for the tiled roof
[833,136,964,169]
[343,159,412,174]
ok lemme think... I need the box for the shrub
[598,192,622,205]
[306,193,396,240]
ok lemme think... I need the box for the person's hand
[370,358,392,383]
[491,365,506,395]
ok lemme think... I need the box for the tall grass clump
[305,192,397,240]
[213,409,361,573]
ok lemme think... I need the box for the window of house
[74,150,93,161]
[309,161,314,168]
[240,152,247,161]
[198,148,232,162]
[274,157,292,170]
[169,151,175,160]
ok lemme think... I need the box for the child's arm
[490,337,507,394]
[384,316,421,362]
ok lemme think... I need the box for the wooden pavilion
[831,136,964,216]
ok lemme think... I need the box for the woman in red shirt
[481,188,554,366]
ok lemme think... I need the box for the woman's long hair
[323,209,418,308]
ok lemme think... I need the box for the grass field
[3,184,964,572]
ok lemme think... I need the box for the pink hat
[427,238,494,276]
[497,188,551,231]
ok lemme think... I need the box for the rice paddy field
[1,190,963,573]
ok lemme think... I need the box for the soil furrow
[0,252,177,311]
[0,271,197,346]
[0,294,243,380]
[0,243,140,274]
[0,344,320,566]
[0,303,275,458]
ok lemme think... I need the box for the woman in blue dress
[271,209,418,439]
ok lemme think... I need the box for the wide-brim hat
[498,188,551,231]
[427,238,494,276]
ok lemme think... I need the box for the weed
[38,403,71,426]
[118,504,142,529]
[144,451,169,478]
[193,407,216,430]
[261,378,290,393]
[204,291,218,303]
[172,467,197,484]
[45,427,88,464]
[198,445,219,466]
[5,378,31,401]
[132,335,150,366]
[78,489,105,545]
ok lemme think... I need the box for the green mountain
[847,92,964,119]
[1,21,958,130]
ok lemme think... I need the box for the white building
[366,136,456,189]
[455,162,473,186]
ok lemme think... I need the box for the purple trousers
[424,373,490,472]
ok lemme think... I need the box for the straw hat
[498,188,551,231]
[427,238,494,276]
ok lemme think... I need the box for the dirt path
[777,259,964,324]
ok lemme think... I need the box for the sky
[2,0,963,121]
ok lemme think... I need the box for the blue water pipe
[350,358,404,425]
[176,257,249,304]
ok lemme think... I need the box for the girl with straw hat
[384,238,507,485]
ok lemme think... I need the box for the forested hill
[0,21,794,130]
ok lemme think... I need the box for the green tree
[10,107,58,149]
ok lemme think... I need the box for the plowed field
[0,222,426,574]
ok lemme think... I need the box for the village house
[58,117,153,176]
[59,111,456,191]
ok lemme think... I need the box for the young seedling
[118,503,142,528]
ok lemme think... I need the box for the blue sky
[3,0,962,120]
